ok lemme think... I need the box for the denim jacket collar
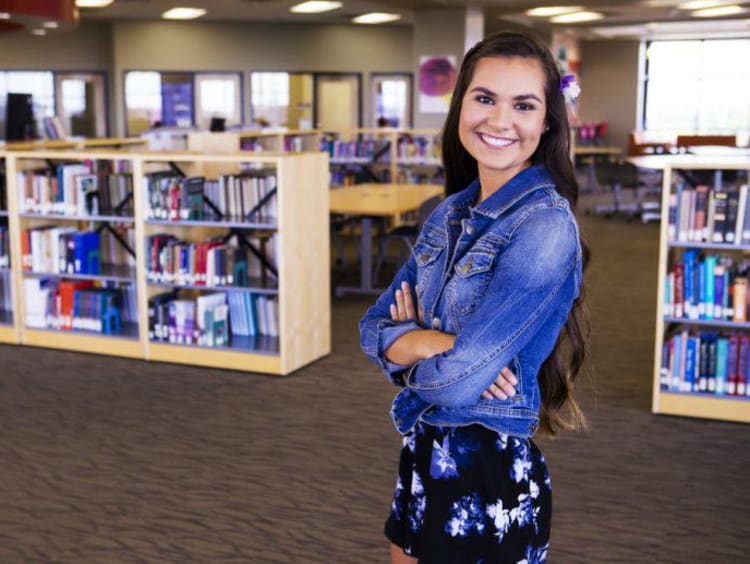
[448,165,556,220]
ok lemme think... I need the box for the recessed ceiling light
[0,12,10,20]
[289,1,343,14]
[550,10,605,23]
[679,1,726,9]
[42,21,59,29]
[352,12,402,24]
[31,29,46,36]
[75,0,114,7]
[162,7,207,20]
[526,6,583,17]
[692,4,744,16]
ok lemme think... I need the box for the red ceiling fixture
[0,0,79,33]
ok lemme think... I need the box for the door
[55,72,107,137]
[315,74,360,131]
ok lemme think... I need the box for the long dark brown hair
[441,31,590,435]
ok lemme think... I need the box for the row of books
[0,270,11,314]
[145,172,277,223]
[329,167,391,187]
[148,290,278,347]
[0,224,8,269]
[321,137,390,163]
[24,278,137,333]
[395,169,445,186]
[667,184,750,245]
[18,161,133,217]
[146,233,277,287]
[21,226,135,275]
[665,251,750,321]
[661,330,750,397]
[396,135,441,163]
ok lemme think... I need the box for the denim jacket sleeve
[359,254,423,386]
[406,206,581,407]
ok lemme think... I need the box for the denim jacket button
[431,318,440,329]
[466,225,474,235]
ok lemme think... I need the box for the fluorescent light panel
[0,12,9,20]
[352,12,402,24]
[31,29,46,36]
[43,21,59,29]
[289,1,343,14]
[679,1,726,9]
[75,0,114,7]
[550,10,605,23]
[526,6,583,17]
[691,5,744,17]
[162,7,207,20]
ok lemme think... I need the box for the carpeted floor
[1,212,749,563]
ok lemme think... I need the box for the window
[643,39,750,135]
[0,71,54,139]
[372,74,412,128]
[55,72,108,138]
[195,73,242,130]
[250,72,290,128]
[125,71,162,135]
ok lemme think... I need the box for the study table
[330,183,444,296]
[2,137,146,151]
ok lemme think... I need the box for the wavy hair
[441,31,590,435]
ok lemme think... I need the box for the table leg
[335,216,382,297]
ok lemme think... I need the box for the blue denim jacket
[359,165,583,438]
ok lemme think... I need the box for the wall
[412,10,466,130]
[0,23,114,134]
[578,39,641,150]
[112,21,413,135]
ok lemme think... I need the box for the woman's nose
[486,104,511,130]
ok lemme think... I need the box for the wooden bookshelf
[2,149,330,376]
[653,157,750,423]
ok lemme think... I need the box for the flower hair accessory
[560,74,581,104]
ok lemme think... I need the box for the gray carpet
[1,213,748,563]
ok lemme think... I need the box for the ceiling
[76,0,750,39]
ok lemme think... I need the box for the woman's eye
[515,103,534,111]
[476,95,493,105]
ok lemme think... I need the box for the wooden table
[330,183,444,296]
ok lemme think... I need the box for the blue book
[713,266,724,319]
[698,260,706,318]
[704,255,717,319]
[698,334,709,392]
[684,336,697,392]
[683,250,698,319]
[672,332,683,391]
[716,337,729,395]
[73,231,100,275]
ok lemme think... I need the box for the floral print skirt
[385,422,551,563]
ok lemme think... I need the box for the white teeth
[479,133,516,148]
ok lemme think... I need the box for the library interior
[0,0,748,562]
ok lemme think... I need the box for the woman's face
[458,55,547,192]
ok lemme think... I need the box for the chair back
[595,159,639,188]
[418,194,443,224]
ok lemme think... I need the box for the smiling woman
[360,31,590,564]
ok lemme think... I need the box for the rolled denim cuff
[378,322,421,382]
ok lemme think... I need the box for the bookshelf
[321,128,443,187]
[2,149,330,375]
[653,156,750,423]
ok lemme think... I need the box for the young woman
[359,31,589,563]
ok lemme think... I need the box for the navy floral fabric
[385,422,551,563]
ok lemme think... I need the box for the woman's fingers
[395,288,407,320]
[482,366,518,400]
[390,303,398,320]
[401,281,417,319]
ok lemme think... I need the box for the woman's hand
[388,281,518,400]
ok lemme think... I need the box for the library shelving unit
[321,128,443,187]
[187,130,321,154]
[2,149,330,376]
[653,155,750,423]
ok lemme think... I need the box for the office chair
[592,159,660,223]
[372,194,443,285]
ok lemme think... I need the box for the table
[329,183,444,296]
[573,145,621,192]
[3,137,146,151]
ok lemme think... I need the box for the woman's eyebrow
[469,87,542,103]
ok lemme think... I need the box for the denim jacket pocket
[448,250,495,314]
[413,239,443,299]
